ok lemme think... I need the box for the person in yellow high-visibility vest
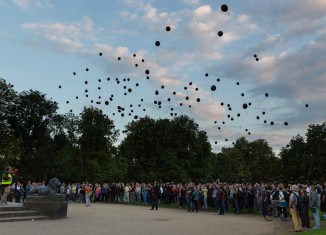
[1,166,13,205]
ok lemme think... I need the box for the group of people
[1,165,325,232]
[55,180,326,230]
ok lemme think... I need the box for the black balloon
[218,31,223,37]
[166,26,171,31]
[73,72,76,75]
[145,70,150,75]
[86,68,89,71]
[211,85,216,91]
[99,52,102,56]
[221,4,228,12]
[265,93,269,97]
[284,122,288,126]
[305,104,309,107]
[197,98,200,102]
[155,41,160,46]
[270,121,274,125]
[242,103,248,109]
[155,90,159,95]
[205,73,208,77]
[105,101,109,105]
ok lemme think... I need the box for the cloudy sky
[0,0,325,153]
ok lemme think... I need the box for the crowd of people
[1,166,326,232]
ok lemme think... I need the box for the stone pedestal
[24,195,67,219]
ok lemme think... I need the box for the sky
[0,0,325,153]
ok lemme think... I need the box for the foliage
[0,78,325,183]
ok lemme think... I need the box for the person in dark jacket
[151,181,160,210]
[300,187,310,228]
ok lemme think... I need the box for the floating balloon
[305,104,309,107]
[86,68,89,71]
[155,90,159,95]
[128,88,132,93]
[145,70,150,75]
[284,122,288,126]
[105,101,109,105]
[221,4,228,12]
[59,85,61,89]
[242,103,248,109]
[133,54,136,57]
[265,93,269,97]
[166,26,171,31]
[256,116,260,120]
[155,41,160,46]
[189,82,193,85]
[270,121,274,125]
[217,78,220,82]
[211,85,216,91]
[196,98,200,102]
[73,72,76,75]
[118,57,121,60]
[241,93,244,96]
[254,54,257,58]
[236,82,240,85]
[205,73,209,77]
[99,52,102,56]
[218,31,223,37]
[256,58,259,61]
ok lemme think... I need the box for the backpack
[294,193,302,211]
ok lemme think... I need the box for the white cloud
[22,16,96,53]
[12,0,53,11]
[181,0,200,6]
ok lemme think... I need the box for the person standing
[151,181,160,210]
[1,166,13,205]
[310,185,321,229]
[289,185,302,232]
[85,182,92,207]
[300,188,310,228]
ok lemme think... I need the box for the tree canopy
[0,78,325,183]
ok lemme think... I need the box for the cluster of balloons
[55,3,310,148]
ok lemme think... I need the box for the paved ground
[0,203,287,235]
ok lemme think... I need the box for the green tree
[78,107,120,182]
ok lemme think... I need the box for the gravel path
[0,203,279,235]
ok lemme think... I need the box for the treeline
[0,78,325,183]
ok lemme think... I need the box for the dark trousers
[194,200,198,212]
[152,197,158,210]
[301,206,310,228]
[219,200,225,215]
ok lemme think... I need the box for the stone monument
[24,178,67,219]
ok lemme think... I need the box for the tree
[119,115,213,183]
[78,107,120,182]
